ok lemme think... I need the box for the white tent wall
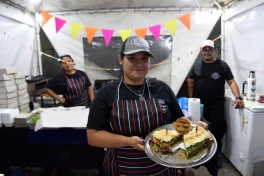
[41,10,221,94]
[223,0,264,94]
[0,1,39,76]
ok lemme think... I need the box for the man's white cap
[201,40,214,48]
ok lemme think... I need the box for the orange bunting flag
[134,28,147,39]
[40,10,53,27]
[85,26,98,43]
[179,13,191,30]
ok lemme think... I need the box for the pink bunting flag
[101,29,114,46]
[55,17,67,33]
[148,25,161,41]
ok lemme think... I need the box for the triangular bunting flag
[148,25,161,41]
[134,28,147,39]
[40,10,53,27]
[70,23,83,39]
[179,13,191,30]
[101,29,114,46]
[85,26,98,43]
[118,29,132,41]
[164,19,177,36]
[55,17,67,33]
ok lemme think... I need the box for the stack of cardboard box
[0,67,30,113]
[15,72,30,112]
[0,67,18,109]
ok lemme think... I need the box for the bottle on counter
[247,71,256,101]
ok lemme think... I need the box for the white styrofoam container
[0,80,15,87]
[1,108,19,127]
[0,85,17,93]
[0,97,17,105]
[15,72,25,79]
[18,98,30,105]
[0,67,17,74]
[0,101,18,108]
[18,88,27,95]
[15,78,26,85]
[0,109,5,127]
[0,91,17,99]
[18,93,29,100]
[0,74,15,81]
[17,82,27,90]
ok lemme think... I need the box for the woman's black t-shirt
[46,70,92,97]
[87,78,184,131]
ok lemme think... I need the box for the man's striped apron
[104,78,177,176]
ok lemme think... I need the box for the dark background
[83,35,173,78]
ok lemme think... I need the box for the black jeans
[202,98,227,175]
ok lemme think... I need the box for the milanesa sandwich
[152,129,183,152]
[183,126,212,158]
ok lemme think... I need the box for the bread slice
[183,126,212,158]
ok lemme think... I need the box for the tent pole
[35,14,42,75]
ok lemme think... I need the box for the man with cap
[87,36,207,175]
[188,40,244,175]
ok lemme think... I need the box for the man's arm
[187,78,195,98]
[88,86,94,102]
[227,79,244,109]
[227,79,240,97]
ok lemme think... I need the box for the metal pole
[35,13,43,75]
[48,7,217,15]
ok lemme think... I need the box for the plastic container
[177,97,188,111]
[200,104,204,118]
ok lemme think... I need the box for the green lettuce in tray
[28,113,41,123]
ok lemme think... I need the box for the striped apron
[104,78,177,176]
[63,71,89,106]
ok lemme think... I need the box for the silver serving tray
[145,123,217,168]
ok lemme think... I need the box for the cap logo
[131,38,149,48]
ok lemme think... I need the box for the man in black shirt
[188,40,244,176]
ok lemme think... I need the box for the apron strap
[115,77,123,101]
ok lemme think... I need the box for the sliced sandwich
[183,126,213,158]
[152,129,183,152]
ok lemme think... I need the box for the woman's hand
[193,121,208,129]
[59,97,66,104]
[127,136,145,151]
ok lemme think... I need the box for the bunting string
[0,28,222,71]
[0,29,37,53]
[39,10,193,45]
